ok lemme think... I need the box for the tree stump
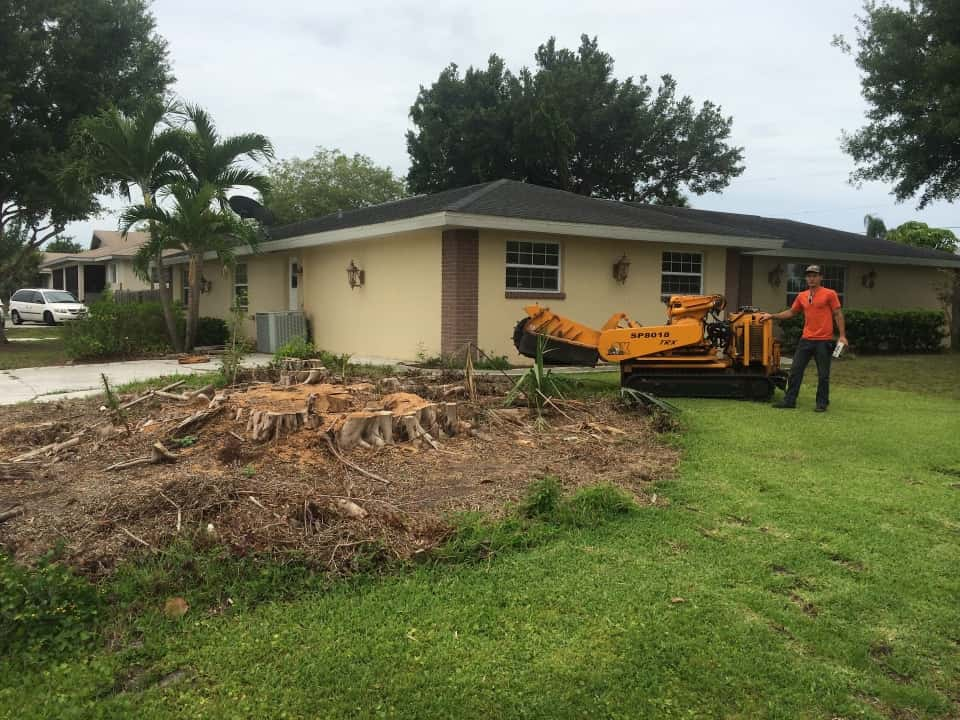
[278,358,328,386]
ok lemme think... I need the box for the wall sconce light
[612,254,631,284]
[767,263,784,288]
[861,269,877,288]
[346,260,365,289]
[200,275,212,294]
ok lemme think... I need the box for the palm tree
[864,214,887,240]
[82,98,188,351]
[177,105,273,349]
[119,183,257,330]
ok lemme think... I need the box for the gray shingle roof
[267,179,959,264]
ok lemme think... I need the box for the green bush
[196,316,229,346]
[63,300,180,360]
[780,309,946,354]
[0,552,101,657]
[273,335,315,362]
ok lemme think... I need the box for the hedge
[63,300,231,360]
[779,309,946,354]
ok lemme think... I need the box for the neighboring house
[38,231,165,302]
[166,180,960,360]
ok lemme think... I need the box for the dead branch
[171,404,224,436]
[12,434,82,463]
[321,435,391,485]
[0,462,35,483]
[158,490,182,532]
[0,506,24,523]
[119,525,155,551]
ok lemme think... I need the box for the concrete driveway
[0,354,273,405]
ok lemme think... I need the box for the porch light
[767,263,784,287]
[346,260,365,288]
[612,254,631,284]
[861,269,876,288]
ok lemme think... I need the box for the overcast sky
[67,0,958,244]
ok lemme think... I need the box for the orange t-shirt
[791,287,840,340]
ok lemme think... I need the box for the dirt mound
[0,372,677,575]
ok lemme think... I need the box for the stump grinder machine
[513,294,788,400]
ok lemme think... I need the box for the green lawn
[2,356,959,719]
[0,326,68,370]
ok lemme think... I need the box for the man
[760,265,848,412]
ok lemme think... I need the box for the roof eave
[744,248,960,268]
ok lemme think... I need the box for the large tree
[0,0,171,276]
[406,35,744,203]
[264,148,406,225]
[837,1,960,208]
[886,221,958,254]
[43,236,83,253]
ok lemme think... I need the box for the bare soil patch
[0,369,677,575]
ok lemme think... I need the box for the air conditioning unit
[255,311,307,353]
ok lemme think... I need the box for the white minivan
[8,288,89,325]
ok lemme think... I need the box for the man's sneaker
[815,405,827,413]
[773,401,796,409]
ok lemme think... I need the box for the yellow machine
[513,294,787,399]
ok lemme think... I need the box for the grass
[1,356,959,718]
[114,372,228,395]
[0,326,68,370]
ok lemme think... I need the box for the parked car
[8,288,88,325]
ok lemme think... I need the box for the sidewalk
[0,354,273,406]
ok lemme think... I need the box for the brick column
[441,229,479,358]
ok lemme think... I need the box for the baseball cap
[804,265,821,274]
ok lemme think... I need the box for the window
[11,290,29,302]
[234,263,249,309]
[505,241,561,292]
[660,252,703,300]
[108,263,117,285]
[181,268,190,306]
[786,264,846,307]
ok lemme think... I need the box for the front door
[288,257,301,311]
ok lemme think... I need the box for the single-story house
[153,180,960,360]
[37,230,184,302]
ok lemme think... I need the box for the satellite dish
[228,195,276,226]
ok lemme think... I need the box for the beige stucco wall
[299,230,442,360]
[477,230,727,361]
[750,256,945,312]
[187,252,294,341]
[110,260,152,292]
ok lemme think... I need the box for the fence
[112,289,162,304]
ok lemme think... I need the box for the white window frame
[233,263,249,310]
[505,240,562,293]
[786,263,846,307]
[107,263,117,285]
[660,251,704,301]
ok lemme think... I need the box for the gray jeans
[784,338,833,407]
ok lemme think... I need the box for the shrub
[273,335,315,362]
[520,477,562,518]
[63,300,180,360]
[0,552,101,657]
[780,309,946,354]
[196,317,229,346]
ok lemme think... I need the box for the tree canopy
[886,221,958,254]
[264,148,407,225]
[863,214,887,239]
[0,0,170,269]
[44,237,84,254]
[838,1,960,208]
[406,35,744,203]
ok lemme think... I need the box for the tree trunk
[142,191,183,353]
[156,252,183,353]
[952,270,960,351]
[185,253,202,351]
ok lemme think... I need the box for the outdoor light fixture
[767,263,784,288]
[346,260,365,288]
[612,254,631,284]
[862,269,877,288]
[200,275,212,294]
